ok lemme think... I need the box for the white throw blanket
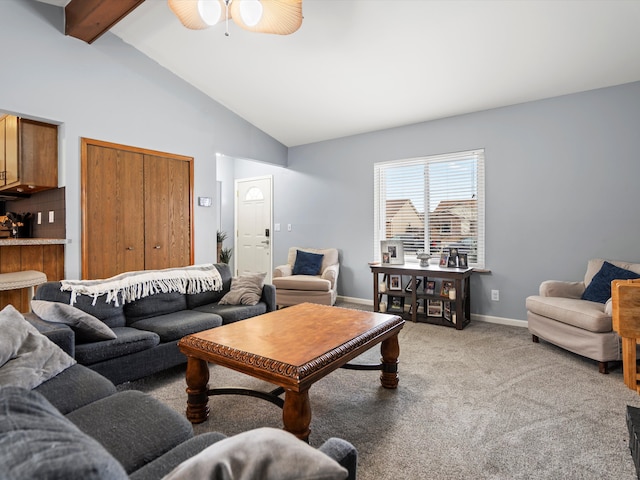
[60,264,223,306]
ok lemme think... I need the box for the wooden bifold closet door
[81,139,194,280]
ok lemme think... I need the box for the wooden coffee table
[178,303,405,441]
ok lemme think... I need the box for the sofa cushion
[219,272,267,306]
[581,261,640,303]
[34,363,117,414]
[186,263,233,309]
[124,292,188,324]
[526,295,612,333]
[0,386,128,480]
[192,302,268,325]
[130,310,222,342]
[0,305,76,390]
[272,275,332,292]
[66,390,194,474]
[162,427,348,480]
[31,300,117,342]
[74,327,160,365]
[293,249,325,275]
[129,432,227,480]
[34,282,127,328]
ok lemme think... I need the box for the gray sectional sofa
[2,353,357,479]
[28,263,276,385]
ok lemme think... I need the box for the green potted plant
[220,247,233,264]
[216,230,228,263]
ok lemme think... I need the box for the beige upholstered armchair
[526,258,640,374]
[272,247,339,307]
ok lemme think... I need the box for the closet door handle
[154,245,161,249]
[126,247,135,251]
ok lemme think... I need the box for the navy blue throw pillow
[581,261,640,303]
[293,250,324,275]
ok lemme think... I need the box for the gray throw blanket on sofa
[60,263,223,306]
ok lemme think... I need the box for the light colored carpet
[119,306,640,479]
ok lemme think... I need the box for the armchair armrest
[539,280,585,299]
[274,264,292,278]
[322,264,340,290]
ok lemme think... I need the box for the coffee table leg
[185,356,210,424]
[380,333,400,389]
[283,389,312,442]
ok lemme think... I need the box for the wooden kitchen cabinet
[0,114,58,194]
[82,139,193,280]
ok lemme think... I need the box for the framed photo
[427,299,443,317]
[389,274,402,290]
[404,278,421,293]
[388,296,404,312]
[444,301,452,321]
[381,240,404,265]
[382,252,390,264]
[425,280,436,295]
[439,254,448,267]
[441,280,454,297]
[447,255,458,268]
[458,253,468,268]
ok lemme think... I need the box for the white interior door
[235,176,273,282]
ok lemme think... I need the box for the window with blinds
[374,149,485,267]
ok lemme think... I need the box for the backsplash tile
[3,187,66,238]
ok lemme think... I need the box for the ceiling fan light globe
[198,0,222,25]
[238,0,264,27]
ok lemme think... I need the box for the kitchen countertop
[0,238,69,245]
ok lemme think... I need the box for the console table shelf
[370,263,473,330]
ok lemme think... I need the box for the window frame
[374,149,485,268]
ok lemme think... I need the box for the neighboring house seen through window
[374,149,485,268]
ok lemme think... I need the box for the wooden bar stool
[612,279,640,392]
[0,270,47,312]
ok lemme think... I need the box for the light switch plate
[198,196,212,207]
[48,211,54,223]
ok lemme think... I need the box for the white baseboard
[337,296,528,328]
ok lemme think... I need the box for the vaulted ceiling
[37,0,640,147]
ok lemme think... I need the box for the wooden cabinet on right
[0,114,58,194]
[82,139,193,280]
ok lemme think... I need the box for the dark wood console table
[370,263,473,330]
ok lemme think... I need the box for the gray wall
[229,81,640,323]
[4,1,640,324]
[0,0,287,279]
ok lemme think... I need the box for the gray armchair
[273,247,340,307]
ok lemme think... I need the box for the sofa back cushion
[124,292,187,324]
[186,263,232,309]
[35,282,126,329]
[0,386,128,480]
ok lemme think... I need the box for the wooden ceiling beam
[65,0,146,44]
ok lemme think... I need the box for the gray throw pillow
[0,386,128,480]
[31,300,117,342]
[0,305,76,390]
[218,272,266,306]
[162,427,348,480]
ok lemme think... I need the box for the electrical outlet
[491,290,500,301]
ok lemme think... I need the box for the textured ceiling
[37,1,640,147]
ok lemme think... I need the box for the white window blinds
[374,149,485,268]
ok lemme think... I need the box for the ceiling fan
[168,0,303,35]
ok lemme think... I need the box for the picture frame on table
[389,274,402,291]
[404,278,421,293]
[439,254,448,267]
[458,253,468,268]
[427,299,443,317]
[425,280,436,295]
[381,240,404,265]
[441,280,454,297]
